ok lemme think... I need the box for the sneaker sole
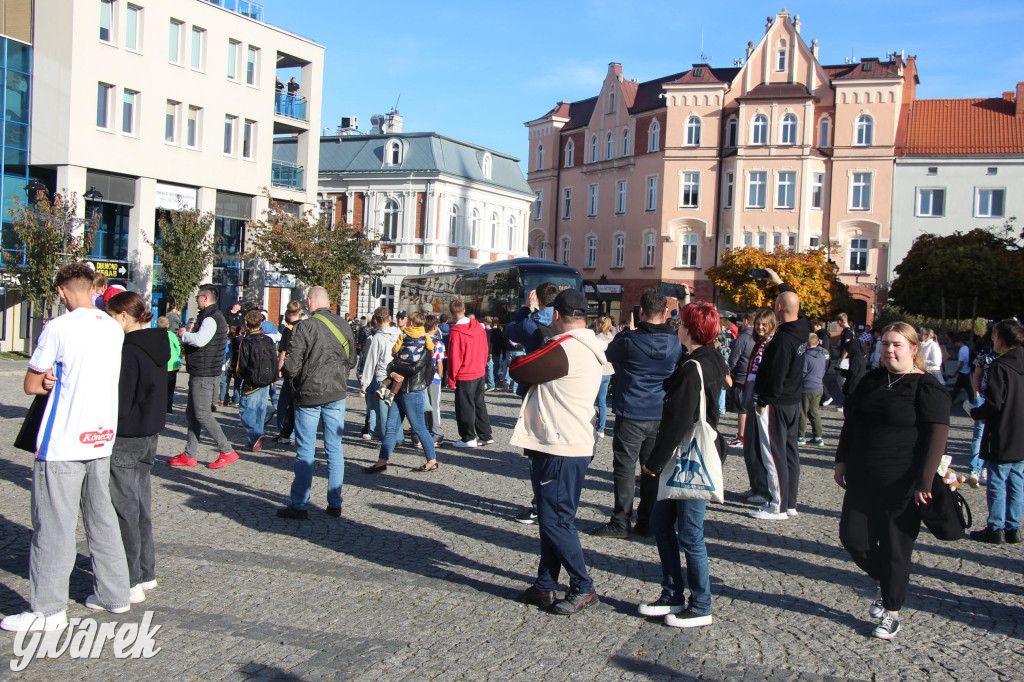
[638,604,685,617]
[665,613,713,628]
[513,518,537,525]
[552,593,599,615]
[85,601,130,615]
[872,624,900,640]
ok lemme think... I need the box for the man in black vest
[169,284,239,469]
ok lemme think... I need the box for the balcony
[200,0,265,22]
[274,94,308,122]
[271,161,304,190]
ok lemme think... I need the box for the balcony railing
[200,0,264,22]
[272,161,304,190]
[274,94,308,122]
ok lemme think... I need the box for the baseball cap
[102,284,126,303]
[552,289,588,318]
[396,310,408,320]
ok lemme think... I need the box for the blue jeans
[239,386,270,447]
[529,451,594,594]
[970,396,985,474]
[985,460,1024,531]
[651,497,711,614]
[290,399,345,511]
[269,381,278,409]
[379,389,436,462]
[718,388,726,415]
[485,357,495,389]
[596,375,611,434]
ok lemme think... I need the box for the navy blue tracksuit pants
[528,450,594,594]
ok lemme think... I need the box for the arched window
[621,129,630,156]
[536,144,544,170]
[382,199,399,241]
[560,236,571,266]
[470,208,480,245]
[565,139,575,167]
[819,117,831,147]
[679,233,698,267]
[448,205,458,244]
[590,135,598,162]
[752,114,768,145]
[855,115,873,146]
[606,132,614,160]
[648,121,660,152]
[389,141,401,165]
[608,91,615,113]
[481,153,492,178]
[726,118,738,147]
[685,117,701,146]
[643,232,656,267]
[507,215,516,252]
[613,234,625,267]
[780,114,798,145]
[489,212,499,249]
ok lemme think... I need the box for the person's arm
[282,325,307,382]
[446,335,460,389]
[646,363,701,475]
[505,307,537,345]
[971,364,1005,420]
[360,336,379,392]
[508,337,570,387]
[392,333,405,356]
[181,316,217,347]
[971,365,983,397]
[915,423,951,505]
[604,333,627,365]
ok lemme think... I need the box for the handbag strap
[686,358,708,427]
[313,314,351,359]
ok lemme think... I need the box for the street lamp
[24,179,46,208]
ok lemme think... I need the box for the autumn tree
[147,206,217,310]
[245,192,388,305]
[706,247,850,319]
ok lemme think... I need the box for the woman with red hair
[638,301,728,628]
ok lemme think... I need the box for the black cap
[396,310,407,320]
[553,289,588,318]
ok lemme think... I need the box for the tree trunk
[956,298,961,333]
[940,289,946,332]
[971,293,978,337]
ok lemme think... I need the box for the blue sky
[260,0,1024,169]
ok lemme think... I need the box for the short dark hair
[994,319,1024,348]
[106,291,153,325]
[536,282,560,308]
[640,289,667,315]
[449,300,465,315]
[425,314,439,331]
[244,310,263,329]
[198,284,218,303]
[56,263,96,291]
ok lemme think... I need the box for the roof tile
[901,97,1024,155]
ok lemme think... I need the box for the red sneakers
[168,453,198,467]
[208,451,239,469]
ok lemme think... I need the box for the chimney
[1017,82,1024,118]
[386,109,403,133]
[811,38,819,59]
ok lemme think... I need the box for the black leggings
[839,483,921,612]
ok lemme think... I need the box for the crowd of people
[3,262,1021,645]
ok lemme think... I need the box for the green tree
[148,206,217,310]
[706,246,850,319]
[245,193,388,306]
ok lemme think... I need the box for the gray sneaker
[872,613,900,640]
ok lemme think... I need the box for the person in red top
[446,300,493,448]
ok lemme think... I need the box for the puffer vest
[184,306,228,377]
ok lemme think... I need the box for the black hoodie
[754,284,812,407]
[118,327,171,437]
[971,344,1024,464]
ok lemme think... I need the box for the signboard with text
[87,260,131,280]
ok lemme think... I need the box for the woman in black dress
[834,322,950,640]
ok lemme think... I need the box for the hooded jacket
[360,325,401,389]
[118,327,171,437]
[801,345,828,394]
[755,316,812,408]
[605,322,681,419]
[728,326,755,384]
[509,327,607,457]
[447,317,488,385]
[971,345,1024,464]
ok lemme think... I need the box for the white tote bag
[657,360,725,504]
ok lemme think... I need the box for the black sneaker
[1006,529,1022,544]
[552,587,599,615]
[638,593,686,617]
[970,527,1006,544]
[633,522,652,538]
[872,613,900,640]
[276,505,308,520]
[513,509,537,525]
[589,523,629,539]
[515,585,556,608]
[664,607,713,628]
[325,506,342,518]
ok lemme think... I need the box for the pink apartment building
[525,9,917,326]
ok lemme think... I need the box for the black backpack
[239,334,278,388]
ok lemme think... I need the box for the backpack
[531,311,556,341]
[239,334,278,388]
[389,332,429,377]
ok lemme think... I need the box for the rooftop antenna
[392,94,401,112]
[699,27,713,63]
[845,47,855,64]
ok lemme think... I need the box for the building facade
[294,129,533,318]
[4,0,323,350]
[525,9,916,325]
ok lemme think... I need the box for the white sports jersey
[28,307,124,461]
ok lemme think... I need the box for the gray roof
[274,133,533,196]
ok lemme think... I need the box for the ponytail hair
[106,291,153,325]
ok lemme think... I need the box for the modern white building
[20,0,322,339]
[279,124,534,318]
[891,88,1024,282]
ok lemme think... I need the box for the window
[606,133,614,160]
[780,114,797,145]
[773,233,782,250]
[757,234,767,251]
[246,46,259,86]
[560,237,571,266]
[536,143,544,170]
[242,119,256,159]
[588,184,598,216]
[686,117,701,146]
[585,236,597,268]
[388,141,401,165]
[565,139,575,167]
[788,234,797,250]
[851,172,872,210]
[776,171,796,209]
[680,172,700,208]
[608,92,615,113]
[616,180,627,213]
[489,213,499,249]
[533,192,542,221]
[811,173,824,209]
[622,129,630,156]
[776,48,787,72]
[926,167,938,175]
[380,286,395,313]
[680,233,698,267]
[752,115,768,145]
[613,234,625,268]
[747,171,767,208]
[481,153,492,179]
[187,106,201,148]
[855,115,873,146]
[809,236,820,248]
[644,232,656,267]
[724,172,734,208]
[126,5,141,51]
[227,40,240,80]
[849,238,868,272]
[562,188,572,220]
[165,101,180,144]
[97,83,113,129]
[646,176,658,210]
[976,189,1005,218]
[648,121,660,152]
[223,115,236,154]
[743,233,753,247]
[122,90,137,135]
[449,205,458,243]
[100,0,114,43]
[916,188,945,217]
[986,167,998,175]
[382,200,399,241]
[590,135,598,162]
[190,27,205,69]
[168,20,184,64]
[819,118,830,147]
[726,118,738,147]
[507,215,517,252]
[724,234,732,249]
[470,209,480,244]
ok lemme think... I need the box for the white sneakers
[0,610,68,632]
[85,594,130,614]
[138,579,158,591]
[749,505,789,521]
[785,508,799,517]
[452,439,478,448]
[130,584,146,604]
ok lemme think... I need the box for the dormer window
[777,48,787,72]
[385,139,403,166]
[481,152,492,179]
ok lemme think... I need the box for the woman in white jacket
[919,328,944,385]
[359,307,402,441]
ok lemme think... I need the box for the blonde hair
[808,332,819,347]
[752,308,778,341]
[882,322,927,371]
[597,316,613,335]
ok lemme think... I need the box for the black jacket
[971,345,1024,464]
[754,286,812,407]
[118,328,171,437]
[183,306,228,377]
[282,308,355,406]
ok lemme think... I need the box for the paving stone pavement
[0,364,1020,680]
